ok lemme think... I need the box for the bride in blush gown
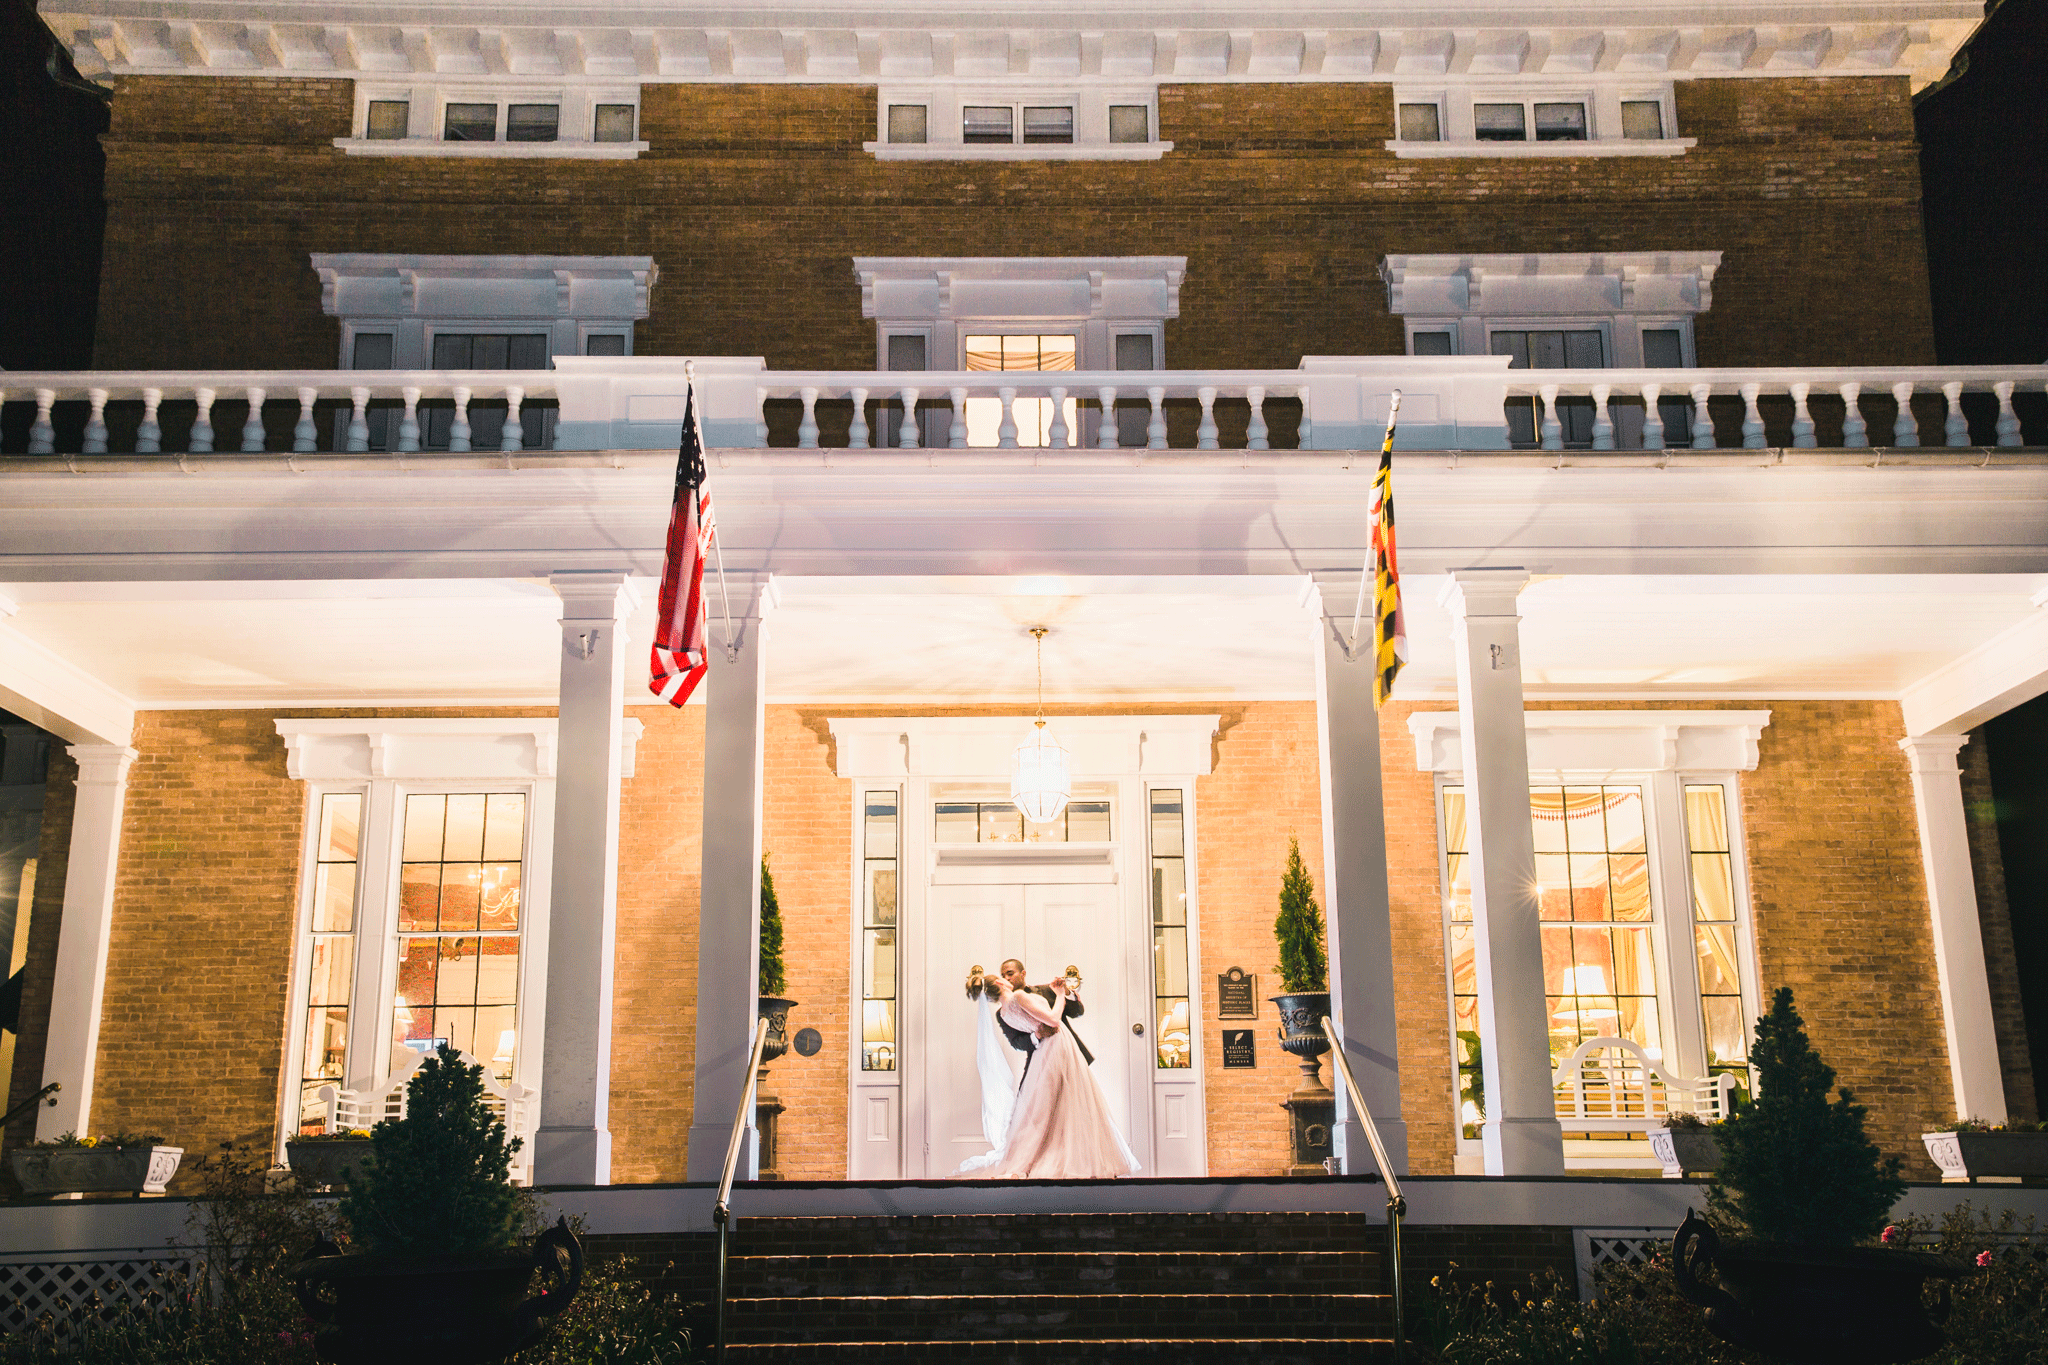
[957,968,1139,1179]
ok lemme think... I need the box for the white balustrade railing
[1,361,2042,456]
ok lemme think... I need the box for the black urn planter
[291,1218,582,1365]
[1270,992,1333,1062]
[1270,992,1335,1174]
[758,995,797,1064]
[756,996,798,1180]
[1673,1209,1967,1365]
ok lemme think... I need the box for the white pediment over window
[829,714,1218,779]
[1380,252,1721,320]
[1406,709,1770,779]
[276,716,644,782]
[855,257,1185,327]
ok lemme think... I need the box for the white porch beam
[1309,583,1407,1175]
[0,601,135,747]
[1900,591,2048,736]
[1439,568,1565,1176]
[533,569,641,1186]
[1899,735,2008,1124]
[686,592,770,1181]
[36,743,138,1141]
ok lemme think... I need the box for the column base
[1481,1116,1567,1176]
[1334,1115,1409,1179]
[532,1125,613,1187]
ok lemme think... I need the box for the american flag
[1370,398,1407,707]
[649,380,715,707]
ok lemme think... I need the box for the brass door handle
[1132,1023,1145,1036]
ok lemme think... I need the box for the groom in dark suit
[997,957,1094,1076]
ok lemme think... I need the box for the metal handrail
[1322,1017,1407,1365]
[712,1017,771,1363]
[0,1082,59,1132]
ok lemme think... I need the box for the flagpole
[1347,390,1401,660]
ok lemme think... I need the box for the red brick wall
[90,75,1933,373]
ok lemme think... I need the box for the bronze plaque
[1222,1029,1257,1069]
[1216,966,1258,1018]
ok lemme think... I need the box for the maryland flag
[1370,395,1407,706]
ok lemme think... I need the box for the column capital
[65,744,138,785]
[550,570,644,621]
[1899,734,1970,773]
[1437,567,1531,619]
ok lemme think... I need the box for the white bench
[310,1049,538,1184]
[1552,1034,1736,1140]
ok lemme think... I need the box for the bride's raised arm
[1002,981,1062,1028]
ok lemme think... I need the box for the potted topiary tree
[290,1045,581,1365]
[1268,837,1334,1174]
[1672,987,1967,1364]
[755,854,797,1180]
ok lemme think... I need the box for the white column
[686,593,769,1181]
[36,744,138,1141]
[1899,735,2007,1124]
[1311,594,1408,1175]
[532,570,641,1186]
[1439,569,1565,1176]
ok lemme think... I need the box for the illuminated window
[862,792,899,1071]
[1150,790,1191,1069]
[295,793,360,1133]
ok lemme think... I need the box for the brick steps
[721,1212,1393,1358]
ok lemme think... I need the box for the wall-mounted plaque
[792,1027,823,1057]
[1216,966,1258,1018]
[1222,1029,1257,1068]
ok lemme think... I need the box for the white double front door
[922,879,1139,1176]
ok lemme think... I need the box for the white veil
[953,994,1018,1175]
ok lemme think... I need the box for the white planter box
[1923,1130,2048,1183]
[10,1145,182,1196]
[1647,1126,1722,1179]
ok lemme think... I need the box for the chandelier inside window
[1011,626,1071,824]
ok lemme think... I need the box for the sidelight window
[1149,790,1191,1069]
[861,792,899,1071]
[294,793,362,1133]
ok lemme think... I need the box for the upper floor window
[1390,85,1691,158]
[870,87,1166,161]
[339,84,645,159]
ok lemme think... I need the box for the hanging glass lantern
[1010,627,1071,823]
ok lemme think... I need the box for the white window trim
[1409,709,1768,1173]
[272,718,641,1166]
[315,252,657,369]
[1389,83,1694,158]
[868,85,1170,160]
[337,82,648,158]
[855,256,1185,373]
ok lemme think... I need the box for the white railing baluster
[1790,382,1816,448]
[1096,386,1119,449]
[295,387,319,453]
[137,388,162,454]
[1994,381,2021,447]
[1298,388,1314,449]
[1891,380,1919,447]
[1689,383,1716,449]
[1197,385,1219,449]
[1640,382,1664,450]
[755,388,769,448]
[949,387,968,449]
[191,388,215,453]
[348,387,372,452]
[897,387,920,449]
[28,389,54,454]
[1591,384,1614,451]
[449,387,471,452]
[82,388,109,454]
[398,387,421,452]
[1147,386,1167,450]
[1048,386,1068,449]
[1942,381,1968,447]
[798,387,820,449]
[848,387,870,449]
[1740,382,1765,449]
[502,387,524,452]
[242,387,267,452]
[1538,384,1563,451]
[1840,382,1867,447]
[1247,385,1269,450]
[998,387,1019,448]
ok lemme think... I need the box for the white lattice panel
[0,1251,197,1338]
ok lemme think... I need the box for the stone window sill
[332,139,649,159]
[864,141,1173,162]
[1386,138,1697,159]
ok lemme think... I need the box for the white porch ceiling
[1,573,2042,712]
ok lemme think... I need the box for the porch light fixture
[1010,626,1071,824]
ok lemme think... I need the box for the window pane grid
[1150,789,1190,1069]
[394,793,525,1083]
[933,798,1107,844]
[862,792,899,1071]
[300,793,361,1133]
[1685,784,1746,1075]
